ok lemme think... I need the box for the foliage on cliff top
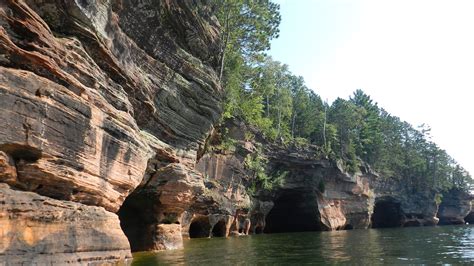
[244,146,287,192]
[213,0,473,192]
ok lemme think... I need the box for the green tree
[213,0,281,136]
[289,77,325,141]
[214,0,281,76]
[328,98,365,172]
[350,90,383,166]
[211,1,473,191]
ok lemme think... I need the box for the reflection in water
[319,230,351,262]
[132,225,474,265]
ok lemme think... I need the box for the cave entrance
[465,212,474,224]
[211,220,227,237]
[403,220,421,227]
[118,191,156,252]
[254,226,263,234]
[371,198,404,228]
[189,217,211,238]
[264,190,322,233]
[343,224,353,230]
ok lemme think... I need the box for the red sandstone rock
[0,0,222,260]
[153,224,184,250]
[0,184,131,264]
[0,152,16,185]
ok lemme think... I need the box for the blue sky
[270,0,474,175]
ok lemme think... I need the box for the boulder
[0,184,130,264]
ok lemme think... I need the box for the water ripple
[132,225,474,265]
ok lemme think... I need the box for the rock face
[0,67,149,213]
[370,178,439,227]
[1,0,472,262]
[118,145,255,251]
[437,189,473,225]
[263,144,374,231]
[193,121,442,236]
[0,184,130,264]
[190,121,375,235]
[0,0,221,262]
[118,163,206,251]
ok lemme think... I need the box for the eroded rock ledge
[1,1,472,263]
[0,183,130,264]
[1,0,221,263]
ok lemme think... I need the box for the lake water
[132,225,474,265]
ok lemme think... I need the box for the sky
[269,0,474,175]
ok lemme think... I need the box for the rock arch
[264,189,322,233]
[211,219,227,237]
[189,216,211,238]
[117,191,155,252]
[371,197,404,228]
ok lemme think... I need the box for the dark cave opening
[0,144,42,162]
[465,212,474,224]
[264,190,322,233]
[343,224,354,230]
[211,220,227,237]
[189,217,211,238]
[403,220,421,227]
[117,191,156,252]
[254,226,264,234]
[371,198,404,228]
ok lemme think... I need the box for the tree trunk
[277,108,281,139]
[323,102,327,150]
[266,94,270,117]
[219,7,231,82]
[291,113,296,138]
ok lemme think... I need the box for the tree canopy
[212,0,473,193]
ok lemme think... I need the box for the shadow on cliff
[117,190,157,252]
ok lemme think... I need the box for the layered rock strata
[0,183,130,264]
[192,121,441,236]
[0,0,221,262]
[1,0,471,262]
[370,177,439,227]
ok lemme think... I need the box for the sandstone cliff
[194,120,442,236]
[1,1,472,264]
[1,0,221,263]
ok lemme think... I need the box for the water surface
[132,225,474,265]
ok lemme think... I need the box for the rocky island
[0,0,472,264]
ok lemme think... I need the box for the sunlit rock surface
[0,184,130,264]
[0,0,468,262]
[0,0,221,261]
